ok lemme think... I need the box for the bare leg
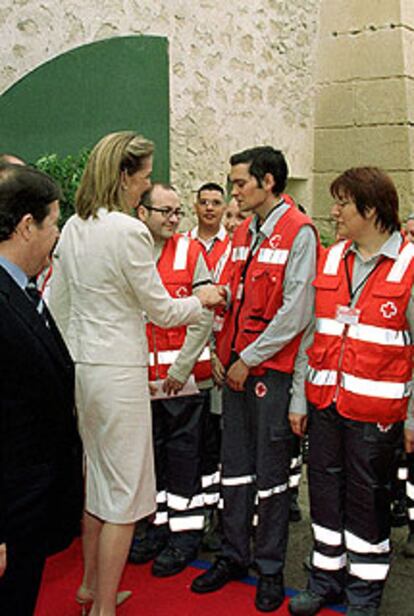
[89,521,135,616]
[80,510,103,594]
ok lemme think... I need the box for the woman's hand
[195,284,227,310]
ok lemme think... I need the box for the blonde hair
[75,131,154,219]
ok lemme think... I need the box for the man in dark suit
[0,162,83,615]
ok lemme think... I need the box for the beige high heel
[76,585,132,614]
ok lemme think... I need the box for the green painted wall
[0,35,170,181]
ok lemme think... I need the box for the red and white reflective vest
[146,234,212,382]
[306,237,414,424]
[216,205,315,375]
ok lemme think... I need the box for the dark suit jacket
[0,266,83,556]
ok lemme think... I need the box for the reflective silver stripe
[312,523,343,547]
[252,514,259,526]
[202,471,220,489]
[173,235,190,270]
[149,346,211,366]
[306,367,338,386]
[386,242,414,282]
[257,247,289,265]
[213,242,232,282]
[167,492,204,511]
[232,246,249,262]
[156,490,167,504]
[204,492,220,506]
[316,318,412,347]
[218,498,224,510]
[289,475,301,488]
[348,323,412,347]
[323,240,347,275]
[407,481,414,500]
[316,318,344,336]
[313,551,346,571]
[258,482,288,499]
[348,562,389,581]
[345,530,390,554]
[341,372,411,400]
[221,474,255,486]
[398,468,409,480]
[169,515,205,531]
[213,315,224,332]
[409,507,414,520]
[154,511,168,525]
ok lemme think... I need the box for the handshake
[194,284,227,310]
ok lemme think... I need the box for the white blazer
[49,208,202,366]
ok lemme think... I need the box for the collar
[0,256,28,289]
[190,224,227,243]
[346,230,402,262]
[248,199,289,239]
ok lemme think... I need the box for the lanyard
[344,252,385,305]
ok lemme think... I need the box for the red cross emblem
[176,286,189,298]
[269,234,281,249]
[380,301,397,319]
[255,382,268,398]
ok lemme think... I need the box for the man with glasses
[128,183,214,577]
[190,182,230,271]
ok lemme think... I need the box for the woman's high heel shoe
[76,585,132,614]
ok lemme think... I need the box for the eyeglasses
[197,198,224,208]
[143,205,184,220]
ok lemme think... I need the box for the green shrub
[35,149,90,227]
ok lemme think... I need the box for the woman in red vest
[289,167,414,616]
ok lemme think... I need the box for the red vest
[146,234,212,382]
[217,206,315,374]
[306,237,414,424]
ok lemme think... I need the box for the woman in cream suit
[49,131,222,616]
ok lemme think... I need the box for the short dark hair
[0,163,62,241]
[140,182,177,209]
[229,146,288,195]
[196,182,224,201]
[330,167,400,233]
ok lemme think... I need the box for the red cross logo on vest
[269,234,282,249]
[176,286,189,298]
[255,382,268,398]
[380,301,398,319]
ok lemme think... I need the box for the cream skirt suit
[49,209,201,523]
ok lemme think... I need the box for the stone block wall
[314,0,414,226]
[0,0,321,213]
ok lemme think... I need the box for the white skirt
[75,364,156,523]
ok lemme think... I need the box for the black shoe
[346,607,378,616]
[152,544,194,577]
[289,492,302,523]
[255,573,285,612]
[129,534,167,564]
[403,531,414,557]
[289,590,326,615]
[191,557,248,594]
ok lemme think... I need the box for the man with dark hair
[129,183,214,576]
[289,167,414,616]
[191,146,318,612]
[190,182,229,271]
[0,163,82,614]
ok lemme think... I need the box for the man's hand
[226,358,249,391]
[211,352,226,386]
[163,375,185,396]
[289,412,308,438]
[405,427,414,453]
[195,284,227,310]
[0,543,6,578]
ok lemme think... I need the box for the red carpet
[35,539,344,615]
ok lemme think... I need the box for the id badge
[336,304,360,325]
[236,283,244,301]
